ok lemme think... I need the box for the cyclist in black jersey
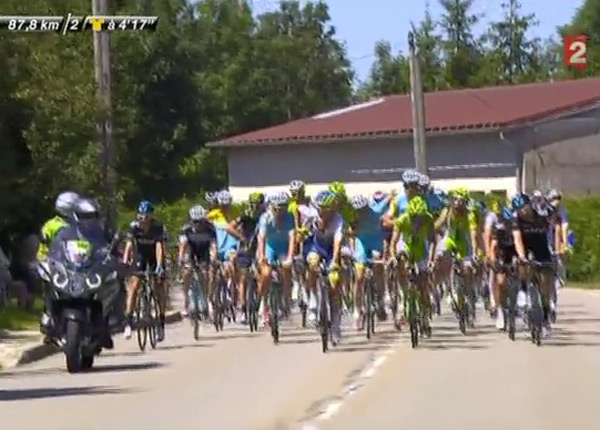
[511,194,558,330]
[490,206,517,329]
[232,192,265,323]
[178,205,217,317]
[122,200,168,341]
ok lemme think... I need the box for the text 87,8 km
[0,16,65,32]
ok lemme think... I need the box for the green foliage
[563,197,600,282]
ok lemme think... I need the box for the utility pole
[408,30,428,175]
[92,0,116,233]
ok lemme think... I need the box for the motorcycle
[38,239,121,373]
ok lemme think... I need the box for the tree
[413,2,444,91]
[360,41,410,97]
[438,0,483,88]
[480,0,543,84]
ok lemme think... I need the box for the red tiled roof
[209,78,600,147]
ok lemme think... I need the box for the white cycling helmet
[55,191,80,217]
[205,191,216,205]
[268,191,290,207]
[189,205,207,221]
[73,197,98,222]
[216,190,232,205]
[350,194,369,210]
[418,173,430,188]
[289,180,305,194]
[401,169,420,185]
[546,188,562,201]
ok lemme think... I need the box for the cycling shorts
[265,241,289,265]
[133,253,166,278]
[395,239,429,270]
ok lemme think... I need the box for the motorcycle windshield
[48,254,106,296]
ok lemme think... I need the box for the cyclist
[546,188,569,307]
[209,190,244,312]
[305,190,344,343]
[233,192,265,323]
[489,205,517,330]
[511,193,557,334]
[372,190,395,261]
[205,191,217,209]
[178,205,217,317]
[434,188,479,310]
[383,169,421,230]
[389,196,437,333]
[256,191,296,327]
[122,200,168,341]
[38,191,80,261]
[350,194,387,330]
[483,198,503,310]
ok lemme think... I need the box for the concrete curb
[5,310,183,369]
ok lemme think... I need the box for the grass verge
[0,297,43,331]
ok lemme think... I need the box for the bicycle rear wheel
[319,282,329,353]
[365,280,373,340]
[408,286,419,348]
[246,278,257,333]
[270,283,280,344]
[529,284,543,346]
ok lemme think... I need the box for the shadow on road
[0,367,62,379]
[0,386,128,401]
[157,343,213,351]
[86,361,164,374]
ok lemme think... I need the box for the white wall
[229,176,517,201]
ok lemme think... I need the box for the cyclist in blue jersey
[383,169,421,230]
[371,190,394,261]
[350,195,387,330]
[257,191,296,327]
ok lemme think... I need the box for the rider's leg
[494,269,508,329]
[306,251,321,322]
[181,264,192,315]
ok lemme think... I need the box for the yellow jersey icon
[89,17,105,31]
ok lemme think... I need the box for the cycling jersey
[353,208,385,263]
[258,209,295,264]
[425,191,445,215]
[206,208,227,224]
[387,194,410,218]
[394,212,435,263]
[38,216,69,260]
[491,220,516,264]
[126,218,167,273]
[511,210,553,262]
[179,221,216,263]
[340,200,356,227]
[440,207,478,259]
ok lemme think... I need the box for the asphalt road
[2,288,600,430]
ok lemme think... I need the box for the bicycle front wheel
[135,292,148,352]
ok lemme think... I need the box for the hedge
[117,195,599,283]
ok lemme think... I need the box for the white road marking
[300,340,402,430]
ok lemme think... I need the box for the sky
[250,0,584,82]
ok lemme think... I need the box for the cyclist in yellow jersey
[433,188,479,298]
[390,196,437,330]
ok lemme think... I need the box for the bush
[564,197,600,282]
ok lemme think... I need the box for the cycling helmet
[216,190,232,205]
[55,191,80,217]
[546,188,562,201]
[511,193,530,211]
[248,191,265,205]
[314,190,336,208]
[328,181,346,197]
[417,173,431,188]
[471,199,486,213]
[205,191,216,205]
[268,191,290,207]
[451,188,470,201]
[407,196,428,216]
[372,190,387,203]
[137,200,154,215]
[189,204,207,221]
[289,180,305,195]
[73,197,99,222]
[401,169,420,185]
[501,206,513,221]
[532,189,543,198]
[350,194,369,210]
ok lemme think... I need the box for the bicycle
[363,252,384,340]
[316,261,332,353]
[135,267,160,351]
[495,258,519,341]
[213,262,229,332]
[449,256,475,335]
[386,258,403,330]
[292,255,308,328]
[340,252,355,317]
[245,262,260,333]
[269,260,285,345]
[525,259,555,346]
[189,261,210,340]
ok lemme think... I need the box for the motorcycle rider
[48,197,114,349]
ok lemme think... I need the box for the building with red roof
[208,78,600,199]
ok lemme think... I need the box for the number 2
[69,19,79,31]
[570,41,587,64]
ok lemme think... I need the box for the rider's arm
[554,222,563,254]
[177,234,188,264]
[256,216,267,263]
[426,218,437,265]
[225,219,244,240]
[155,240,164,267]
[389,217,402,257]
[468,211,480,256]
[511,218,526,260]
[332,219,344,266]
[286,229,296,262]
[434,207,449,232]
[382,198,396,229]
[122,240,133,264]
[489,238,499,264]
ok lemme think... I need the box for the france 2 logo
[564,35,587,69]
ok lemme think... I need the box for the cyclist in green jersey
[390,196,437,321]
[328,181,356,229]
